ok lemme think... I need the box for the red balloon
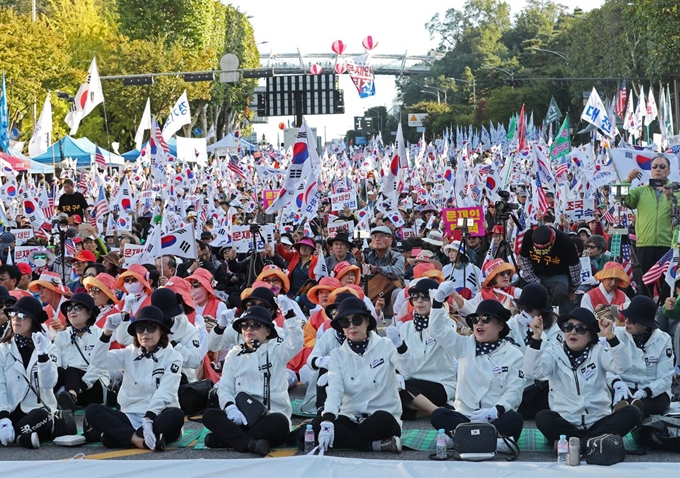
[331,40,346,55]
[278,122,285,130]
[362,35,378,51]
[309,64,323,75]
[334,62,346,74]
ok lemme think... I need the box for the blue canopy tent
[121,137,177,162]
[32,136,124,168]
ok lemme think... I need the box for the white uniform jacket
[219,317,303,426]
[429,304,525,417]
[609,327,674,399]
[90,335,183,417]
[323,331,410,428]
[523,337,633,428]
[0,339,59,414]
[507,313,561,354]
[398,315,457,403]
[54,325,110,390]
[207,325,241,353]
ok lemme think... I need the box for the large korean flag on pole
[580,88,615,138]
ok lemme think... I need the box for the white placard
[14,245,40,261]
[330,191,357,212]
[580,256,593,284]
[231,224,275,254]
[123,244,145,268]
[327,220,354,238]
[11,229,34,246]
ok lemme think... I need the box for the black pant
[518,381,549,420]
[637,246,671,300]
[535,406,641,447]
[540,275,573,314]
[431,408,524,442]
[310,411,401,451]
[400,378,448,419]
[202,408,289,452]
[56,367,104,406]
[84,404,184,448]
[9,408,53,442]
[635,390,671,418]
[315,370,328,411]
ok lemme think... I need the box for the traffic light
[184,73,214,82]
[123,76,154,86]
[257,94,267,117]
[242,69,274,79]
[552,79,571,88]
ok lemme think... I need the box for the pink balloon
[309,64,323,75]
[362,35,378,50]
[331,40,346,55]
[334,62,346,74]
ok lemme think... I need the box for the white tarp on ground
[3,457,680,478]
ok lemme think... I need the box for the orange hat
[187,268,216,298]
[72,250,96,263]
[165,276,196,312]
[328,284,365,304]
[9,289,33,300]
[28,271,72,296]
[413,262,444,283]
[482,259,515,288]
[333,261,361,285]
[240,280,272,301]
[256,265,290,294]
[117,264,152,295]
[594,262,630,288]
[308,277,342,305]
[83,273,120,304]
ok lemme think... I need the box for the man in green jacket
[623,154,679,298]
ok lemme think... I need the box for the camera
[494,190,519,220]
[51,213,70,228]
[249,222,261,234]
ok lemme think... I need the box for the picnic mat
[401,428,642,452]
[291,399,317,418]
[192,427,298,453]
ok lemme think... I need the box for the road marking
[77,448,153,460]
[267,448,298,458]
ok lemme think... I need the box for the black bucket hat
[331,296,376,333]
[151,288,184,318]
[324,291,357,320]
[6,296,49,325]
[465,299,512,338]
[0,285,16,305]
[620,296,658,330]
[557,307,600,345]
[515,283,553,313]
[127,305,173,336]
[408,278,439,299]
[326,232,353,248]
[60,292,100,326]
[232,305,278,339]
[241,287,277,313]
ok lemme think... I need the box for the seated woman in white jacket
[54,293,109,412]
[201,305,303,457]
[608,296,673,419]
[84,306,185,451]
[396,278,457,419]
[314,297,410,454]
[507,283,559,419]
[429,283,525,451]
[0,296,77,449]
[525,307,640,448]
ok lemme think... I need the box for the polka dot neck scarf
[476,339,503,356]
[70,326,92,344]
[348,337,369,356]
[14,334,32,349]
[413,312,429,332]
[564,343,591,369]
[632,329,652,353]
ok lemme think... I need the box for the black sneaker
[204,432,224,449]
[101,433,117,448]
[155,433,166,452]
[52,409,77,437]
[57,391,77,412]
[247,438,270,457]
[18,432,40,449]
[82,417,100,443]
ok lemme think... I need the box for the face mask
[125,282,145,295]
[34,258,46,268]
[517,310,533,327]
[191,287,208,305]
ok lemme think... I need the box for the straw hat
[28,271,72,296]
[593,262,630,288]
[481,259,515,288]
[83,273,120,304]
[308,277,342,305]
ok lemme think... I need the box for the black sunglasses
[468,315,494,325]
[65,304,86,313]
[409,292,429,302]
[240,321,264,331]
[652,164,667,170]
[561,322,590,335]
[134,324,158,334]
[336,316,366,328]
[0,301,15,309]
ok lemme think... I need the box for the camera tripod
[493,213,522,271]
[243,223,268,290]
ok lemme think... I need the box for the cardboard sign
[10,228,34,246]
[262,190,279,210]
[330,191,357,212]
[580,256,593,284]
[565,199,596,222]
[14,245,40,261]
[327,220,354,238]
[231,224,275,253]
[442,207,485,239]
[122,244,145,268]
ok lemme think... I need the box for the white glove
[316,373,329,387]
[582,276,599,286]
[470,407,498,423]
[104,313,124,333]
[275,295,294,315]
[318,421,335,451]
[396,374,406,391]
[632,389,648,400]
[31,332,48,355]
[613,381,632,403]
[225,404,248,426]
[142,418,156,450]
[0,417,14,446]
[433,281,456,303]
[217,308,236,329]
[122,294,138,313]
[316,355,330,370]
[385,325,403,348]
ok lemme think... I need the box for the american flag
[478,164,493,176]
[535,177,549,215]
[514,228,528,255]
[614,79,627,119]
[621,243,637,289]
[95,185,109,218]
[641,248,673,285]
[555,159,569,182]
[227,155,247,180]
[64,238,76,257]
[39,185,54,219]
[95,146,107,170]
[602,205,616,224]
[78,173,88,194]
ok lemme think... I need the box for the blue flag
[0,72,9,152]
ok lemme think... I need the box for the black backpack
[634,416,680,452]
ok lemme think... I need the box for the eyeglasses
[468,315,494,325]
[65,304,86,313]
[189,282,202,289]
[124,277,138,284]
[83,272,97,278]
[0,276,9,282]
[561,322,590,335]
[8,311,30,321]
[89,287,101,294]
[585,244,597,249]
[262,277,282,285]
[240,321,264,331]
[336,316,366,329]
[0,301,15,309]
[498,270,513,278]
[372,233,389,240]
[134,324,158,334]
[652,164,667,170]
[409,292,429,302]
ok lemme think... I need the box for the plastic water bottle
[557,435,568,464]
[304,424,315,453]
[436,429,447,459]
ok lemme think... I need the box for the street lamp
[530,47,568,61]
[447,77,476,108]
[422,85,447,104]
[480,65,514,81]
[420,89,441,104]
